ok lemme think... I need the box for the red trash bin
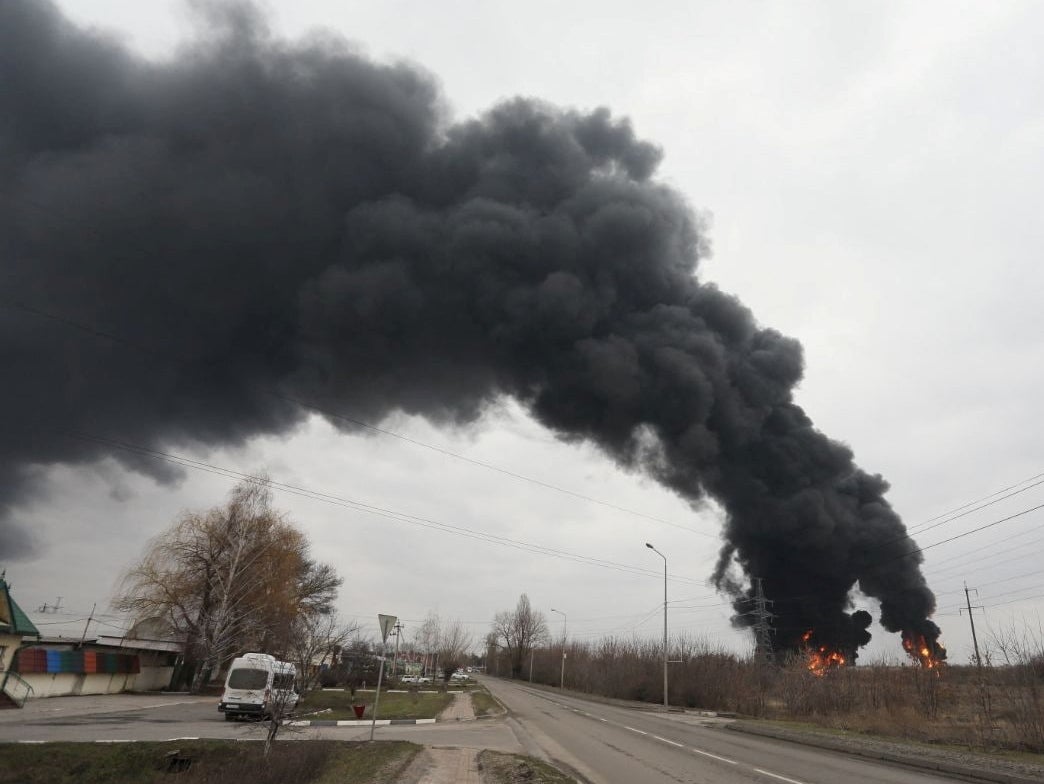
[352,704,366,719]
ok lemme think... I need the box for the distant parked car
[450,671,469,681]
[400,675,419,684]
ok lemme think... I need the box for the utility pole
[960,583,992,732]
[528,648,534,682]
[961,583,984,670]
[751,578,776,665]
[551,608,567,689]
[391,621,403,677]
[77,603,96,648]
[645,543,669,711]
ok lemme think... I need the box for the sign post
[370,614,397,741]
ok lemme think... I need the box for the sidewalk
[0,692,210,723]
[438,691,476,722]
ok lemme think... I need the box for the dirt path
[399,747,481,784]
[438,690,477,722]
[394,692,484,783]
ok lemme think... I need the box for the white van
[219,652,299,721]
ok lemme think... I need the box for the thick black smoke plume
[0,1,943,661]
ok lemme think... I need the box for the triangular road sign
[378,614,397,644]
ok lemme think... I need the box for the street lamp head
[645,542,654,549]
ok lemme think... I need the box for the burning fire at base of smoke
[801,630,847,676]
[800,629,946,674]
[902,631,946,670]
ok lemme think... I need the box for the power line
[934,566,1044,596]
[981,591,1044,611]
[63,429,711,587]
[925,526,1044,575]
[865,482,1044,557]
[276,392,715,538]
[903,477,1044,541]
[907,470,1044,535]
[930,546,1044,587]
[880,502,1044,567]
[569,603,665,639]
[0,298,713,539]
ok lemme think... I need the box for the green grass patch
[0,740,420,784]
[470,688,502,717]
[313,741,421,784]
[478,751,576,783]
[298,689,453,720]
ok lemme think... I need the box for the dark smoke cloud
[0,1,942,660]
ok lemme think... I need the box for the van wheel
[224,713,235,721]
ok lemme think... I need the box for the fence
[15,648,140,675]
[1,671,34,707]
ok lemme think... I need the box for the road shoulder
[728,720,1044,784]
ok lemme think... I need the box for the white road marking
[690,747,738,765]
[95,739,134,743]
[142,701,196,709]
[754,768,807,784]
[653,735,683,747]
[531,688,742,768]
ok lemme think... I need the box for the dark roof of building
[0,574,40,637]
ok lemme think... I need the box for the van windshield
[228,668,268,690]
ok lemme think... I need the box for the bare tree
[289,612,359,693]
[438,619,474,682]
[413,611,442,678]
[484,631,500,675]
[115,477,342,691]
[491,594,548,679]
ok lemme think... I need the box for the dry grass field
[515,632,1044,753]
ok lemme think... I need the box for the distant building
[0,576,185,704]
[0,573,40,707]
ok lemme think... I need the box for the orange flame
[801,629,846,676]
[902,633,945,669]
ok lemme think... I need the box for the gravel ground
[728,721,1044,784]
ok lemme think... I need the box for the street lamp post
[646,542,668,711]
[551,607,567,689]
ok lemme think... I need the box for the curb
[287,718,437,727]
[727,722,1044,784]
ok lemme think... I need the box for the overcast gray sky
[11,0,1044,665]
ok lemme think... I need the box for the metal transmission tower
[751,578,776,664]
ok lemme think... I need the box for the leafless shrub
[987,624,1044,751]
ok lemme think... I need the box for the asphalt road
[479,677,962,784]
[0,684,973,783]
[0,691,523,750]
